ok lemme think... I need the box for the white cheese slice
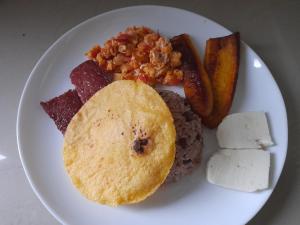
[217,112,274,149]
[207,149,270,192]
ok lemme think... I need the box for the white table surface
[0,0,299,224]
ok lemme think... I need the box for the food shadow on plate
[264,111,276,189]
[268,153,276,190]
[125,168,205,210]
[265,111,276,146]
[125,128,218,210]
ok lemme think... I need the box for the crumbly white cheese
[217,112,274,149]
[207,149,270,192]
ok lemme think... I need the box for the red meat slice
[40,89,83,134]
[70,60,113,103]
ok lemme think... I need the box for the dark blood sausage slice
[40,89,83,134]
[70,60,113,103]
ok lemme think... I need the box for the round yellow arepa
[63,80,176,206]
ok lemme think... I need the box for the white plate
[17,5,288,225]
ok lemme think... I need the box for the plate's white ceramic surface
[17,5,288,225]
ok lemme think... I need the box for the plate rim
[16,5,288,225]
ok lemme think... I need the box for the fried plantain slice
[171,34,214,117]
[202,32,240,128]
